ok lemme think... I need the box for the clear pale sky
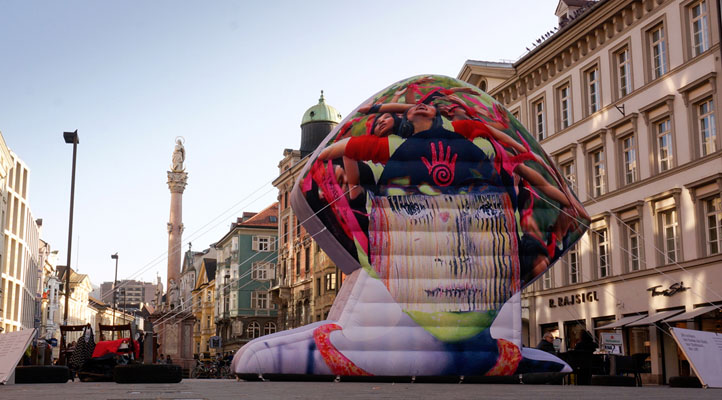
[0,0,560,287]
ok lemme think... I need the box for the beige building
[270,93,344,329]
[1,152,42,333]
[459,0,721,384]
[57,266,93,327]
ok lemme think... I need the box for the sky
[0,0,560,288]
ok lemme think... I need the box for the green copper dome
[301,91,342,126]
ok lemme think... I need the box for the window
[621,135,637,184]
[626,220,641,271]
[649,24,667,79]
[325,273,336,291]
[690,0,710,57]
[661,209,679,263]
[616,46,632,98]
[698,99,716,156]
[595,228,610,278]
[263,322,276,336]
[533,99,545,141]
[704,196,721,255]
[586,66,601,114]
[304,247,311,273]
[295,251,300,275]
[558,83,571,130]
[247,321,260,339]
[282,219,288,244]
[252,235,274,252]
[561,160,576,192]
[251,292,269,309]
[252,262,273,280]
[656,118,673,172]
[591,149,606,197]
[567,244,579,284]
[542,269,552,290]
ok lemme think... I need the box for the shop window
[564,320,587,351]
[626,325,651,362]
[247,321,260,339]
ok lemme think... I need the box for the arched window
[247,321,260,339]
[480,80,487,92]
[264,322,277,336]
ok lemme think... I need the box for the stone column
[167,171,187,307]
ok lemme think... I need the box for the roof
[238,202,279,228]
[301,91,342,126]
[57,265,89,284]
[204,259,217,282]
[515,0,605,67]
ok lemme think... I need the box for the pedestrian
[536,332,556,354]
[166,354,172,365]
[159,353,165,364]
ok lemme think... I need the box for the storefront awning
[663,305,720,323]
[596,314,647,329]
[626,309,685,327]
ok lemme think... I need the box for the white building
[1,152,41,333]
[460,0,721,385]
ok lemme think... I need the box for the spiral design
[431,164,453,186]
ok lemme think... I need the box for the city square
[1,0,722,395]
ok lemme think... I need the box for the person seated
[536,332,556,354]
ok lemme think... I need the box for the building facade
[459,0,722,384]
[1,152,41,332]
[0,132,11,331]
[99,279,157,312]
[270,93,344,330]
[214,204,279,354]
[191,257,216,358]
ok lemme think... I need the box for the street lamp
[111,252,118,337]
[62,130,79,325]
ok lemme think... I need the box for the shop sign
[548,291,599,308]
[647,282,689,297]
[601,332,624,355]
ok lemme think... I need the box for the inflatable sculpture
[232,75,589,380]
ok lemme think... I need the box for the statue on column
[168,278,179,308]
[171,138,185,172]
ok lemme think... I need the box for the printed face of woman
[407,103,437,122]
[373,113,395,137]
[369,193,519,319]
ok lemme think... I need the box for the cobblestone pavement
[1,379,720,399]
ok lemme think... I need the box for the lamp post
[111,252,118,338]
[62,130,79,325]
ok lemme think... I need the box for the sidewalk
[1,379,719,399]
